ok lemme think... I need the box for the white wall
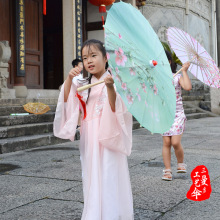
[88,30,105,42]
[62,0,75,81]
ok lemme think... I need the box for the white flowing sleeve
[98,92,133,156]
[53,81,80,141]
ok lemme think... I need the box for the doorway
[43,0,63,89]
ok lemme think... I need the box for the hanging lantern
[88,0,115,28]
[89,0,115,12]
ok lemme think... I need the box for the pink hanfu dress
[54,71,134,220]
[163,74,186,136]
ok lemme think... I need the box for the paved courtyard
[0,117,220,220]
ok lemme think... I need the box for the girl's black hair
[165,50,177,73]
[80,39,109,103]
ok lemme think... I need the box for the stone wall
[210,87,220,114]
[141,0,214,61]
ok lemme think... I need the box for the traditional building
[0,0,133,97]
[0,0,219,113]
[0,0,64,98]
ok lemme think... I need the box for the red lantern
[88,0,115,28]
[89,0,115,13]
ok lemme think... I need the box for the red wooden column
[43,0,46,15]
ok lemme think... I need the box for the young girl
[162,50,192,181]
[54,39,134,219]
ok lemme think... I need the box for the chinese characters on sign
[16,0,25,76]
[75,0,82,59]
[186,165,212,201]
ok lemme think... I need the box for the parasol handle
[173,56,197,78]
[173,67,183,78]
[77,80,105,92]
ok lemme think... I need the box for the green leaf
[161,41,182,66]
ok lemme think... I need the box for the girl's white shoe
[177,163,187,173]
[162,169,172,181]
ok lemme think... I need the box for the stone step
[0,111,213,154]
[0,105,57,116]
[183,104,191,109]
[0,112,55,126]
[0,122,53,139]
[182,95,204,101]
[0,120,141,154]
[184,108,197,114]
[0,98,58,106]
[186,112,210,120]
[0,132,79,154]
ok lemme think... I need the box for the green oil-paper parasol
[104,2,176,133]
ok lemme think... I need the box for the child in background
[72,58,83,69]
[72,58,83,83]
[162,50,192,181]
[54,39,134,219]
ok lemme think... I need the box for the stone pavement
[0,117,220,220]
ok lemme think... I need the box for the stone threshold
[4,88,60,99]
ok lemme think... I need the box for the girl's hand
[182,62,190,72]
[68,67,82,80]
[64,66,82,102]
[104,75,114,89]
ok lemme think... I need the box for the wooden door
[43,0,63,89]
[0,0,43,89]
[25,0,43,89]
